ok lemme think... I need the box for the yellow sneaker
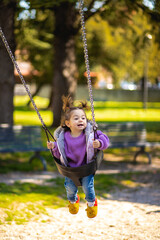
[86,198,98,218]
[68,195,80,215]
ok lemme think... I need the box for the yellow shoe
[68,195,80,215]
[86,198,98,218]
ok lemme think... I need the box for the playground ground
[0,154,160,240]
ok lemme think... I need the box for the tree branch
[87,0,96,12]
[136,2,160,22]
[85,0,112,21]
[76,0,112,32]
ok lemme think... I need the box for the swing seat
[54,150,103,186]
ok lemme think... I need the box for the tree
[19,0,80,127]
[15,8,54,106]
[27,0,160,126]
[0,0,16,124]
[51,1,79,126]
[76,1,160,89]
[1,0,160,126]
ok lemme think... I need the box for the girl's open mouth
[78,124,83,127]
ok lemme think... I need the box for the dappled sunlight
[14,96,49,109]
[92,109,160,122]
[14,97,160,124]
[14,110,52,126]
[120,179,141,188]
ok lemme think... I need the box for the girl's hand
[47,141,55,149]
[93,139,101,149]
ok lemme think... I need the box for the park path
[0,158,160,239]
[0,190,160,240]
[0,158,159,185]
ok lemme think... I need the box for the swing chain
[79,0,97,131]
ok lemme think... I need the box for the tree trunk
[52,2,78,127]
[0,1,16,125]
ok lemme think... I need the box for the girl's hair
[61,95,89,130]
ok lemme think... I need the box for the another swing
[0,0,103,187]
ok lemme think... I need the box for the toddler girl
[47,96,109,218]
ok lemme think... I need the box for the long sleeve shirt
[52,130,109,167]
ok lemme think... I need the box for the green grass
[14,96,52,125]
[0,178,67,224]
[14,96,160,140]
[0,151,57,174]
[93,108,160,122]
[14,96,49,109]
[94,101,160,109]
[14,96,160,125]
[92,101,160,122]
[0,171,150,224]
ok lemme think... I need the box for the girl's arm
[93,130,109,150]
[47,141,60,159]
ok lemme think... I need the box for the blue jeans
[64,174,95,203]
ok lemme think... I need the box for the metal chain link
[0,27,47,130]
[79,0,97,130]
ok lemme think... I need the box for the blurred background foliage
[14,0,160,88]
[1,0,160,126]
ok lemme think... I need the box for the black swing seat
[54,150,103,186]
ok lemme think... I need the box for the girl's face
[65,109,87,136]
